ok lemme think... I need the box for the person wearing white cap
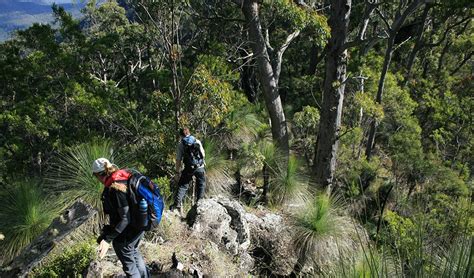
[92,158,148,278]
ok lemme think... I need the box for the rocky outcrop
[245,210,298,276]
[2,196,368,277]
[1,201,99,277]
[186,197,303,276]
[186,197,251,256]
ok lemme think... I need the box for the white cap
[92,158,114,173]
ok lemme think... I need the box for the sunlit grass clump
[0,180,59,263]
[291,194,358,274]
[203,139,233,196]
[46,140,129,213]
[269,155,309,205]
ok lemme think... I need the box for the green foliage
[155,176,173,202]
[337,153,381,197]
[0,1,472,276]
[354,91,384,122]
[436,236,473,278]
[183,55,240,130]
[262,0,329,46]
[334,244,401,278]
[292,105,320,163]
[45,140,130,214]
[0,180,59,263]
[291,194,357,272]
[222,105,265,150]
[294,194,344,239]
[32,241,95,278]
[239,139,276,178]
[269,155,310,205]
[202,138,233,196]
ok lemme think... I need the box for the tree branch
[274,29,301,83]
[451,51,473,75]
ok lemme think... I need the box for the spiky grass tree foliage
[269,155,310,206]
[203,138,233,196]
[0,180,59,263]
[221,105,266,150]
[334,244,401,278]
[291,194,358,274]
[257,140,280,203]
[435,236,473,278]
[46,140,129,214]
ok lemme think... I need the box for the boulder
[186,197,250,255]
[245,210,298,276]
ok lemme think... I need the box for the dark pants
[112,230,148,278]
[174,167,206,207]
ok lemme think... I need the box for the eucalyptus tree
[364,0,431,160]
[313,0,352,190]
[231,0,329,154]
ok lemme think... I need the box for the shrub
[202,138,233,196]
[32,241,95,277]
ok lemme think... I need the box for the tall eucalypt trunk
[237,0,291,155]
[313,0,351,190]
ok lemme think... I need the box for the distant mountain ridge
[0,0,84,41]
[0,0,76,14]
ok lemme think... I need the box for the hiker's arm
[198,140,205,159]
[103,191,131,243]
[103,206,130,242]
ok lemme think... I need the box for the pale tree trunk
[237,0,291,154]
[313,0,352,189]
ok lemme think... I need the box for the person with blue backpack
[170,127,206,212]
[92,158,159,278]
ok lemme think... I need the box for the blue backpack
[127,170,164,231]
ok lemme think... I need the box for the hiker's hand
[97,239,110,259]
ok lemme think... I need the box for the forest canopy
[0,0,472,276]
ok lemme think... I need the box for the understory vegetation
[0,0,472,276]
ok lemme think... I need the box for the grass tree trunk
[240,0,289,154]
[313,0,351,190]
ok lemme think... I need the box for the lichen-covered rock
[186,197,251,255]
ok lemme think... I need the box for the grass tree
[435,236,473,278]
[333,244,401,278]
[221,105,265,155]
[202,138,233,196]
[45,140,129,216]
[268,155,310,206]
[0,180,60,263]
[291,194,358,275]
[257,140,280,204]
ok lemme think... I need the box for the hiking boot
[169,204,181,212]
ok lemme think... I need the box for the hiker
[170,127,206,212]
[92,158,148,278]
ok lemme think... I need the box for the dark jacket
[100,182,139,243]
